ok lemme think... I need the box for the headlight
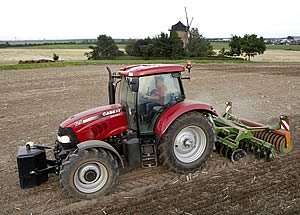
[57,135,71,143]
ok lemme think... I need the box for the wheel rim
[74,161,108,194]
[173,125,207,163]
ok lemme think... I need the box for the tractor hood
[60,104,124,128]
[60,104,128,142]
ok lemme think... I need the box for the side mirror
[128,77,139,92]
[182,61,192,80]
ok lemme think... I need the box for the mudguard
[77,140,124,167]
[154,100,217,137]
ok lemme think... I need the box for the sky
[1,0,300,40]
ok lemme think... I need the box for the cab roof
[118,64,185,77]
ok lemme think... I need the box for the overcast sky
[1,0,299,40]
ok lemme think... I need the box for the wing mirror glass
[128,77,139,92]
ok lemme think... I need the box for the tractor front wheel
[158,112,215,173]
[59,148,119,199]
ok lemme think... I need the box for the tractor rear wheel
[59,148,119,199]
[158,111,215,173]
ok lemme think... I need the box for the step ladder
[140,143,158,168]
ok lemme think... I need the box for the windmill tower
[170,7,193,48]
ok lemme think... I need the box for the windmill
[184,7,193,37]
[169,7,194,48]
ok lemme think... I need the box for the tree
[241,34,266,61]
[152,33,171,57]
[53,53,59,61]
[218,48,226,57]
[85,35,121,60]
[0,41,11,48]
[169,31,184,59]
[125,39,136,56]
[186,28,213,57]
[124,32,184,59]
[229,34,266,61]
[229,35,242,56]
[132,37,153,58]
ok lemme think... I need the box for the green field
[0,56,245,71]
[16,44,91,49]
[210,42,300,51]
[265,44,300,51]
[211,42,230,50]
[4,43,126,50]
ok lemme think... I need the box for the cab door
[137,73,184,135]
[119,77,138,131]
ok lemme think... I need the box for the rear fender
[154,100,217,137]
[77,140,124,168]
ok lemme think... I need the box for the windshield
[138,73,183,134]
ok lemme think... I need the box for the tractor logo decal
[74,108,122,126]
[102,108,122,117]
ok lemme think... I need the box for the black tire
[59,148,119,199]
[158,111,215,173]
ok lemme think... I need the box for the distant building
[170,21,189,48]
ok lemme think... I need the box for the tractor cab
[109,64,186,135]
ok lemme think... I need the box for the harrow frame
[212,101,293,161]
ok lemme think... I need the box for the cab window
[137,73,183,134]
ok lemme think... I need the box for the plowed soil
[0,63,299,215]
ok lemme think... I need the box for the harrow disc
[249,142,255,153]
[265,150,274,162]
[220,145,227,157]
[239,141,252,153]
[254,146,262,159]
[215,142,222,153]
[259,149,268,159]
[226,148,233,160]
[231,149,247,162]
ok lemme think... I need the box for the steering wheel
[146,89,156,96]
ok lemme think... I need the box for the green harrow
[212,101,294,161]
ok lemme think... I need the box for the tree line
[85,28,214,60]
[0,41,95,48]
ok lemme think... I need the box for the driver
[144,76,167,105]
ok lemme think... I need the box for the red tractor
[17,64,293,199]
[17,64,217,199]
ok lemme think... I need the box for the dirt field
[255,50,300,62]
[0,64,299,214]
[1,49,300,65]
[0,49,88,64]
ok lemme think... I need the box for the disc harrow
[212,101,294,161]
